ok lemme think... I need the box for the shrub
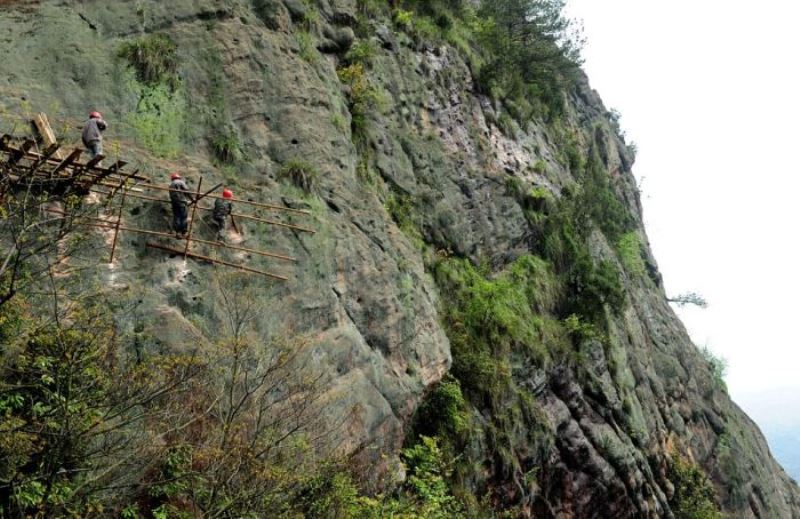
[344,40,378,67]
[401,437,464,517]
[700,346,727,392]
[297,30,317,63]
[209,123,243,164]
[617,232,646,277]
[668,454,723,518]
[118,33,180,88]
[278,158,319,194]
[413,375,470,439]
[337,63,381,147]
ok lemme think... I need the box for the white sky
[565,0,800,422]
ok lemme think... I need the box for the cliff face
[0,1,798,517]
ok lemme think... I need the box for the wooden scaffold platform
[0,114,314,281]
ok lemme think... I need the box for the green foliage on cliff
[118,33,180,88]
[668,455,723,518]
[617,231,646,277]
[392,0,582,119]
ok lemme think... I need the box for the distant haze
[566,0,800,466]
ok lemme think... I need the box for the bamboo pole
[184,235,296,262]
[108,185,127,263]
[183,177,202,259]
[146,242,288,281]
[231,212,316,234]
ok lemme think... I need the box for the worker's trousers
[172,203,188,234]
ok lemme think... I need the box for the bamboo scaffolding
[45,209,297,262]
[146,242,288,281]
[120,180,312,216]
[89,188,316,234]
[0,137,150,182]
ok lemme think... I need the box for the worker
[168,172,193,237]
[213,189,234,240]
[81,111,107,160]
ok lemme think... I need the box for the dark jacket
[169,179,192,206]
[213,198,232,221]
[81,118,107,146]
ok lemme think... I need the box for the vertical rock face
[0,1,797,517]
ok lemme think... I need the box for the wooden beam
[51,149,83,176]
[33,113,64,160]
[146,242,288,281]
[28,143,61,175]
[6,140,36,165]
[84,154,105,169]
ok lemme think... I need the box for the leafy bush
[668,454,723,518]
[118,33,180,88]
[344,40,378,67]
[413,375,470,439]
[210,122,243,164]
[700,346,728,392]
[278,158,319,194]
[337,63,382,148]
[617,231,646,277]
[401,437,464,517]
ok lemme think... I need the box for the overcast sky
[564,0,800,421]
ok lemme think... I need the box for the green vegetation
[118,35,186,157]
[420,255,562,507]
[297,30,318,64]
[125,80,186,158]
[117,33,180,88]
[617,231,646,277]
[204,49,244,165]
[392,0,582,120]
[668,454,723,519]
[700,346,728,392]
[278,158,319,194]
[385,191,421,241]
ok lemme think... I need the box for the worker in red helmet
[212,188,234,240]
[81,111,107,160]
[168,172,193,237]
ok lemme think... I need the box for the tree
[668,292,709,309]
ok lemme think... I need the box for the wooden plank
[52,149,83,176]
[92,160,126,185]
[33,113,64,160]
[84,154,105,169]
[29,143,60,175]
[146,242,288,281]
[6,140,36,165]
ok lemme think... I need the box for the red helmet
[89,111,102,119]
[222,189,233,199]
[170,172,181,180]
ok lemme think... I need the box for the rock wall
[0,0,797,516]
